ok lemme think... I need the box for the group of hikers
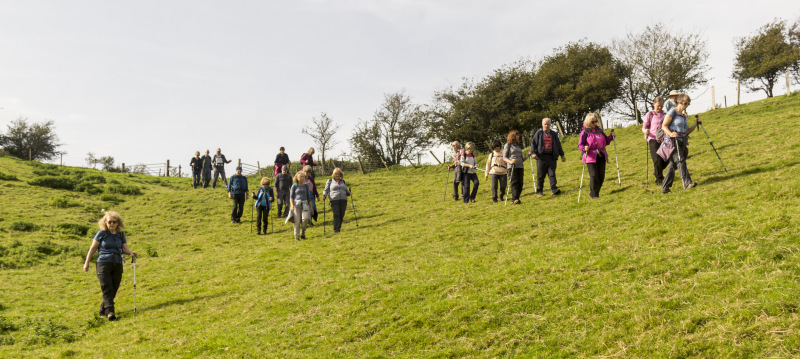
[449,91,703,203]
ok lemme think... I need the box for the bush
[74,182,102,195]
[146,246,159,258]
[9,221,39,232]
[0,316,18,333]
[80,175,106,184]
[106,184,142,196]
[56,223,90,237]
[32,169,61,177]
[27,176,76,191]
[108,179,120,184]
[51,196,80,208]
[0,172,17,181]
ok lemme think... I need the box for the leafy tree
[529,41,624,135]
[733,20,800,97]
[611,23,710,121]
[86,152,116,171]
[431,61,537,146]
[0,118,62,161]
[350,91,432,166]
[302,112,341,173]
[787,18,800,85]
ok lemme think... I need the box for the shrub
[80,175,106,184]
[51,196,80,208]
[32,169,61,176]
[56,223,90,237]
[74,182,102,195]
[0,316,17,333]
[0,172,17,181]
[27,176,76,191]
[108,179,121,184]
[106,184,142,196]
[146,246,159,257]
[9,221,39,232]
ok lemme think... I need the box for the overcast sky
[1,1,798,168]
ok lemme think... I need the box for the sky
[1,0,798,169]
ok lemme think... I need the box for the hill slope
[1,93,799,358]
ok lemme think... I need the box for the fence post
[121,163,125,173]
[166,160,170,177]
[379,156,390,170]
[357,156,366,174]
[405,154,417,169]
[429,150,441,164]
[556,120,565,137]
[711,86,715,109]
[237,158,241,167]
[787,72,791,96]
[737,79,741,105]
[418,153,421,166]
[257,161,261,176]
[178,165,181,178]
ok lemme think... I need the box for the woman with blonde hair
[503,130,528,204]
[659,94,700,194]
[290,171,315,240]
[251,177,274,235]
[322,168,351,233]
[578,112,615,199]
[83,211,137,321]
[460,142,480,203]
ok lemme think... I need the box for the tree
[611,23,710,121]
[350,91,433,166]
[431,61,538,146]
[86,152,116,171]
[301,112,341,173]
[733,20,800,97]
[787,18,800,85]
[528,41,624,135]
[0,117,62,161]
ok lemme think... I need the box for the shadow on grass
[134,292,227,314]
[700,160,800,186]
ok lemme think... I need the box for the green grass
[1,93,799,358]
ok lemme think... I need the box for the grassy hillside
[1,93,799,358]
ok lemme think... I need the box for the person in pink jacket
[578,113,615,199]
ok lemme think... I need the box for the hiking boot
[513,199,521,205]
[684,182,697,189]
[537,192,545,197]
[107,312,116,321]
[257,230,261,235]
[662,190,671,194]
[493,199,498,204]
[300,234,306,239]
[552,188,561,195]
[231,220,235,224]
[655,179,663,186]
[470,198,476,203]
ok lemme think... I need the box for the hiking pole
[504,166,514,206]
[611,129,621,186]
[578,162,586,203]
[250,197,254,234]
[132,255,137,316]
[444,167,450,201]
[323,196,326,235]
[350,188,359,227]
[529,155,538,193]
[645,138,649,186]
[696,116,727,172]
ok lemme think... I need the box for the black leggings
[96,262,123,315]
[256,205,270,232]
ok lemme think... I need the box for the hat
[668,90,681,96]
[236,166,242,171]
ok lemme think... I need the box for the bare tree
[302,112,341,174]
[350,91,433,166]
[611,23,710,121]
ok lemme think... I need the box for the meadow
[1,93,799,358]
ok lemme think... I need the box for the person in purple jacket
[578,113,615,199]
[642,96,667,185]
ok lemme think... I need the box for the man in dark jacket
[227,166,249,223]
[273,147,290,177]
[201,149,213,188]
[274,165,292,218]
[530,118,566,196]
[190,151,203,189]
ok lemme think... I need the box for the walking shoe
[231,220,235,224]
[655,179,663,186]
[552,188,561,195]
[513,199,521,205]
[453,197,460,201]
[537,192,545,197]
[257,231,261,235]
[684,182,697,189]
[662,190,671,194]
[300,234,306,239]
[107,312,116,321]
[493,199,498,204]
[470,198,476,203]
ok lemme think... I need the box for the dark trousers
[586,159,607,198]
[509,167,524,201]
[662,141,692,192]
[192,171,201,189]
[256,205,269,232]
[648,140,667,183]
[536,154,558,193]
[276,192,290,217]
[96,262,123,315]
[490,174,507,201]
[212,166,227,188]
[231,193,245,221]
[202,170,211,188]
[330,199,347,231]
[461,172,479,203]
[452,178,460,200]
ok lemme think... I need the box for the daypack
[97,231,125,262]
[489,152,507,175]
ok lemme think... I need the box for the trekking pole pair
[696,115,727,172]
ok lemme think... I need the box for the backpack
[489,152,507,175]
[97,231,125,262]
[647,111,666,143]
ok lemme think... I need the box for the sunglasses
[107,220,118,224]
[591,120,598,124]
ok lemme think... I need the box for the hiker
[664,90,680,114]
[447,141,463,201]
[530,117,566,196]
[484,139,507,204]
[273,147,290,177]
[503,130,528,204]
[227,166,249,223]
[82,211,138,321]
[299,148,316,177]
[579,113,615,199]
[642,96,668,185]
[275,165,292,218]
[190,151,202,189]
[201,149,213,188]
[322,168,351,233]
[252,177,274,235]
[460,142,479,203]
[303,165,319,223]
[659,94,700,194]
[290,171,315,240]
[212,148,232,189]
